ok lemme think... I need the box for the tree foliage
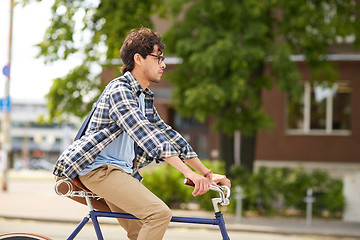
[35,0,360,127]
[162,0,360,136]
[34,0,162,121]
[33,0,359,170]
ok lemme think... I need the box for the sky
[0,0,81,101]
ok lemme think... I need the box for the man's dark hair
[120,27,165,74]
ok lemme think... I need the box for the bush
[141,163,193,208]
[141,161,344,218]
[231,166,344,217]
[141,160,226,209]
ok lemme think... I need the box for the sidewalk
[1,170,360,239]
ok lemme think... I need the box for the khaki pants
[57,165,172,240]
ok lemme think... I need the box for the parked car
[29,159,53,171]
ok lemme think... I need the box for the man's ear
[133,53,143,66]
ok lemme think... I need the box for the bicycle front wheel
[0,233,52,240]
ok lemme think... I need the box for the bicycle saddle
[70,177,92,193]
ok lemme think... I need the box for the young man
[54,27,231,240]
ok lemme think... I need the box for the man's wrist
[203,169,213,179]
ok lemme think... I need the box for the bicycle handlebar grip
[184,178,195,187]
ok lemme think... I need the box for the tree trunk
[240,133,257,172]
[238,62,263,173]
[219,130,234,177]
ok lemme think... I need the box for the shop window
[287,82,351,135]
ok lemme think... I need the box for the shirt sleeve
[151,105,198,161]
[108,84,179,160]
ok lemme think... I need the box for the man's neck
[131,69,149,90]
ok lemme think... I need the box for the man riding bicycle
[54,27,231,240]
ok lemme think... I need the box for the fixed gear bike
[0,178,231,240]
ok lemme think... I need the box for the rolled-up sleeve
[108,84,179,160]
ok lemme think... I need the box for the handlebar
[184,178,231,211]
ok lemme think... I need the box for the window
[173,113,209,159]
[287,82,351,135]
[174,114,205,130]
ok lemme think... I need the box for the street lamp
[1,0,14,191]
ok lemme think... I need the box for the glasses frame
[148,54,165,64]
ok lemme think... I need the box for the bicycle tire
[0,233,52,240]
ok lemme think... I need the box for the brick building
[102,20,360,177]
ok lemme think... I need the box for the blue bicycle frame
[55,178,231,240]
[66,209,230,240]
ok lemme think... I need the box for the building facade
[102,51,360,178]
[256,55,360,177]
[0,99,78,168]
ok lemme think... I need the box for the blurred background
[0,0,360,226]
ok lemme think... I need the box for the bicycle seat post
[85,195,94,211]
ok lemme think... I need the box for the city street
[0,218,343,240]
[1,172,360,240]
[1,0,360,238]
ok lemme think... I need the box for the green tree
[33,0,161,121]
[161,0,360,173]
[34,0,359,173]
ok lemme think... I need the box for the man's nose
[161,61,166,69]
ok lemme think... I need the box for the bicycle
[0,177,231,240]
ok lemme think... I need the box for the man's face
[142,45,166,84]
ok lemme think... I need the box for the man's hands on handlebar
[164,155,231,197]
[185,172,210,196]
[211,173,231,187]
[185,171,231,197]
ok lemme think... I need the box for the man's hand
[164,155,231,196]
[210,173,231,188]
[164,155,211,196]
[185,171,210,197]
[202,170,231,188]
[183,157,231,189]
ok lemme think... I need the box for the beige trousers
[78,165,172,240]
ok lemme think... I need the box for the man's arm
[151,106,231,188]
[184,157,231,188]
[164,155,210,196]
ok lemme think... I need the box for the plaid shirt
[53,72,197,179]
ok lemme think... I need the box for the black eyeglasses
[148,54,165,64]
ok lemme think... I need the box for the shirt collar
[123,71,154,97]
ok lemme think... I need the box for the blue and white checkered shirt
[53,71,197,179]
